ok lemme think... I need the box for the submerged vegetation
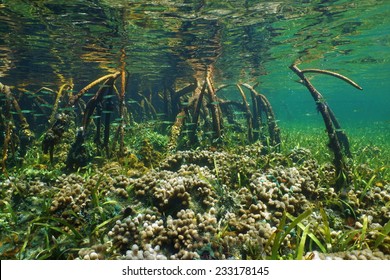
[0,67,389,259]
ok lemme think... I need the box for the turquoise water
[1,0,390,261]
[1,0,389,128]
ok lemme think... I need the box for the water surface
[0,0,389,128]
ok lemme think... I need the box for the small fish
[102,110,113,114]
[94,156,105,160]
[41,103,54,108]
[21,110,34,114]
[33,113,46,117]
[59,107,74,112]
[39,90,55,95]
[103,95,115,99]
[204,131,215,135]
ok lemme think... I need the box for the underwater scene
[0,0,389,260]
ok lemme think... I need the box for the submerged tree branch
[301,68,363,90]
[236,84,254,143]
[290,64,351,191]
[69,71,121,106]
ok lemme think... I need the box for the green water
[1,0,389,127]
[1,0,390,260]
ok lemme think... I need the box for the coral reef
[121,244,168,260]
[78,244,109,260]
[309,249,390,260]
[50,174,89,214]
[100,148,390,259]
[1,144,389,260]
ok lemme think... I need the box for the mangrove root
[206,70,223,142]
[1,82,35,174]
[66,127,90,171]
[168,109,187,152]
[69,71,121,106]
[289,64,363,191]
[188,81,207,146]
[240,83,281,150]
[236,84,254,143]
[42,113,71,164]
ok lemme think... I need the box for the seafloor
[0,126,389,260]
